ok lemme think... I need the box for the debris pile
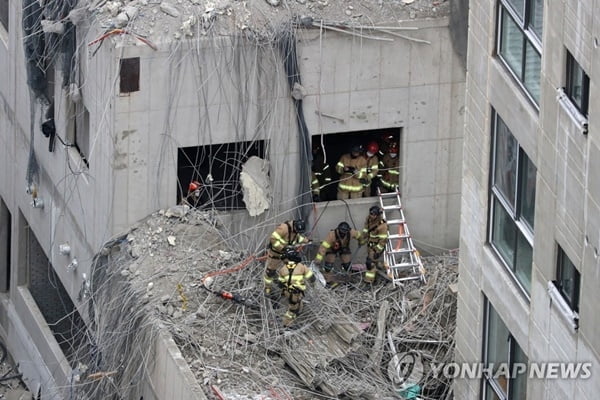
[73,208,458,399]
[86,0,450,44]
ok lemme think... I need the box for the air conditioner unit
[556,87,588,134]
[547,280,579,331]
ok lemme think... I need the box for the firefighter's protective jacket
[336,153,368,193]
[268,221,308,256]
[362,217,389,254]
[379,153,400,190]
[315,228,362,262]
[311,154,332,196]
[362,155,379,185]
[277,262,313,292]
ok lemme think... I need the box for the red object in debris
[188,181,201,192]
[211,385,226,400]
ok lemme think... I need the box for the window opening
[565,51,590,117]
[497,0,543,105]
[177,140,266,210]
[489,112,536,294]
[119,57,140,93]
[311,128,401,202]
[554,246,580,312]
[0,0,8,33]
[482,299,528,400]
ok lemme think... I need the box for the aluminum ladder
[377,188,427,286]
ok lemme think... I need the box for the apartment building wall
[456,1,600,399]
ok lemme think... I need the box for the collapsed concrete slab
[71,209,458,399]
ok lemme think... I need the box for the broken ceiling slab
[85,0,450,45]
[72,209,458,399]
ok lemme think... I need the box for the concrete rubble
[73,209,458,399]
[85,0,449,44]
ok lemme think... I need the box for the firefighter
[360,206,389,284]
[362,141,380,197]
[335,144,368,200]
[277,249,315,328]
[311,143,332,202]
[379,141,400,193]
[264,219,310,296]
[313,221,362,274]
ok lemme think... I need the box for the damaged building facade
[456,0,600,399]
[0,0,467,398]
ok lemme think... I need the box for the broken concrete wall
[298,18,465,253]
[111,18,465,254]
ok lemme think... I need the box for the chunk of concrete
[240,156,271,216]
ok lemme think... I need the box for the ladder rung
[387,248,414,254]
[387,234,410,240]
[389,262,420,269]
[386,219,406,225]
[379,192,401,199]
[393,275,423,283]
[382,204,402,211]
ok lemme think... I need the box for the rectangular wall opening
[177,140,267,210]
[311,127,402,202]
[119,57,140,93]
[0,197,11,292]
[25,220,86,363]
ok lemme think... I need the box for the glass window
[518,156,536,229]
[493,118,518,207]
[497,0,543,105]
[529,0,544,38]
[523,41,541,101]
[555,247,580,312]
[506,0,525,20]
[499,10,524,78]
[565,51,590,116]
[515,231,532,289]
[489,112,536,294]
[483,300,529,400]
[491,198,516,263]
[0,0,7,32]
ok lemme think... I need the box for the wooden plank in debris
[369,300,389,375]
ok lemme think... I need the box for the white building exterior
[0,0,466,397]
[455,1,600,399]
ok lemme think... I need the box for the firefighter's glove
[308,274,316,284]
[360,178,369,186]
[344,167,356,174]
[312,193,320,202]
[373,251,382,260]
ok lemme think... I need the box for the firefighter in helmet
[379,141,400,193]
[362,141,380,197]
[335,144,368,200]
[360,206,389,284]
[276,249,315,328]
[314,222,362,274]
[264,219,310,296]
